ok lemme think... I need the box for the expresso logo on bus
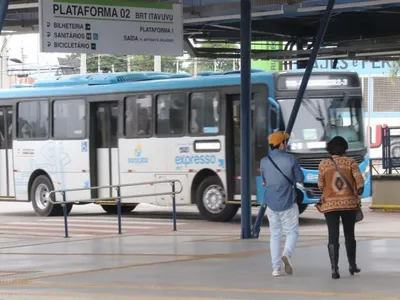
[175,155,216,166]
[128,157,149,164]
[306,173,319,182]
[128,144,149,165]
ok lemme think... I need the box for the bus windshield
[279,96,365,152]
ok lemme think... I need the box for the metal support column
[250,0,336,239]
[296,40,307,69]
[240,0,252,239]
[332,58,338,69]
[286,0,336,134]
[0,0,9,33]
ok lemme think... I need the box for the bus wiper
[303,98,328,140]
[316,101,325,124]
[303,98,325,123]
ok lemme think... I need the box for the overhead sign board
[251,41,283,72]
[39,0,183,56]
[293,59,394,76]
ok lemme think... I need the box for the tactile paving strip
[0,270,39,277]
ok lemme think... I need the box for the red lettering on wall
[368,124,388,148]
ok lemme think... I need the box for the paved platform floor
[0,207,399,299]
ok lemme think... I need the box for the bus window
[328,101,360,142]
[189,91,220,135]
[17,101,49,139]
[156,93,185,136]
[125,94,152,138]
[53,99,86,139]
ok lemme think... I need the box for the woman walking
[316,136,364,279]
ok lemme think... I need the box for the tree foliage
[390,61,400,78]
[66,43,239,74]
[66,53,178,73]
[182,43,239,74]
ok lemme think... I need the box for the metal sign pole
[240,0,252,239]
[286,0,336,135]
[0,0,8,33]
[251,0,336,239]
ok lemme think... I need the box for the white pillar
[80,53,87,74]
[154,56,161,72]
[0,36,8,89]
[127,55,131,72]
[97,54,101,73]
[193,58,198,76]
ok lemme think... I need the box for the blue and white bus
[0,70,371,221]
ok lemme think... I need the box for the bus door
[0,107,14,198]
[225,92,269,202]
[89,102,119,199]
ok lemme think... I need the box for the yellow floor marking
[0,236,388,286]
[21,256,203,282]
[0,236,384,260]
[0,291,236,300]
[3,283,400,299]
[7,239,380,283]
[0,252,191,257]
[185,236,239,242]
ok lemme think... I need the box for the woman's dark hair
[326,136,348,156]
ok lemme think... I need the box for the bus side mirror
[268,97,281,132]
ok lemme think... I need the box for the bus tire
[101,204,137,214]
[31,175,73,217]
[196,176,239,222]
[299,204,308,215]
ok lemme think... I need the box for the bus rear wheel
[196,176,239,222]
[31,175,73,217]
[101,204,137,214]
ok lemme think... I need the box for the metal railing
[371,158,400,176]
[381,126,400,175]
[46,179,183,238]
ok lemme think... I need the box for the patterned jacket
[316,155,364,213]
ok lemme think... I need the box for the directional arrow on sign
[46,22,50,27]
[47,42,51,47]
[47,32,50,37]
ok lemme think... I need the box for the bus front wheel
[196,176,239,222]
[31,175,73,217]
[101,204,137,214]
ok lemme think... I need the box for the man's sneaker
[282,254,293,275]
[272,270,281,277]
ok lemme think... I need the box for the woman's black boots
[328,244,340,279]
[345,240,361,275]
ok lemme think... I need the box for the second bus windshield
[279,96,365,152]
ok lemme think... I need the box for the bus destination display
[277,74,360,90]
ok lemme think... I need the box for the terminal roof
[5,0,400,61]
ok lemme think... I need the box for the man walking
[260,131,304,277]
